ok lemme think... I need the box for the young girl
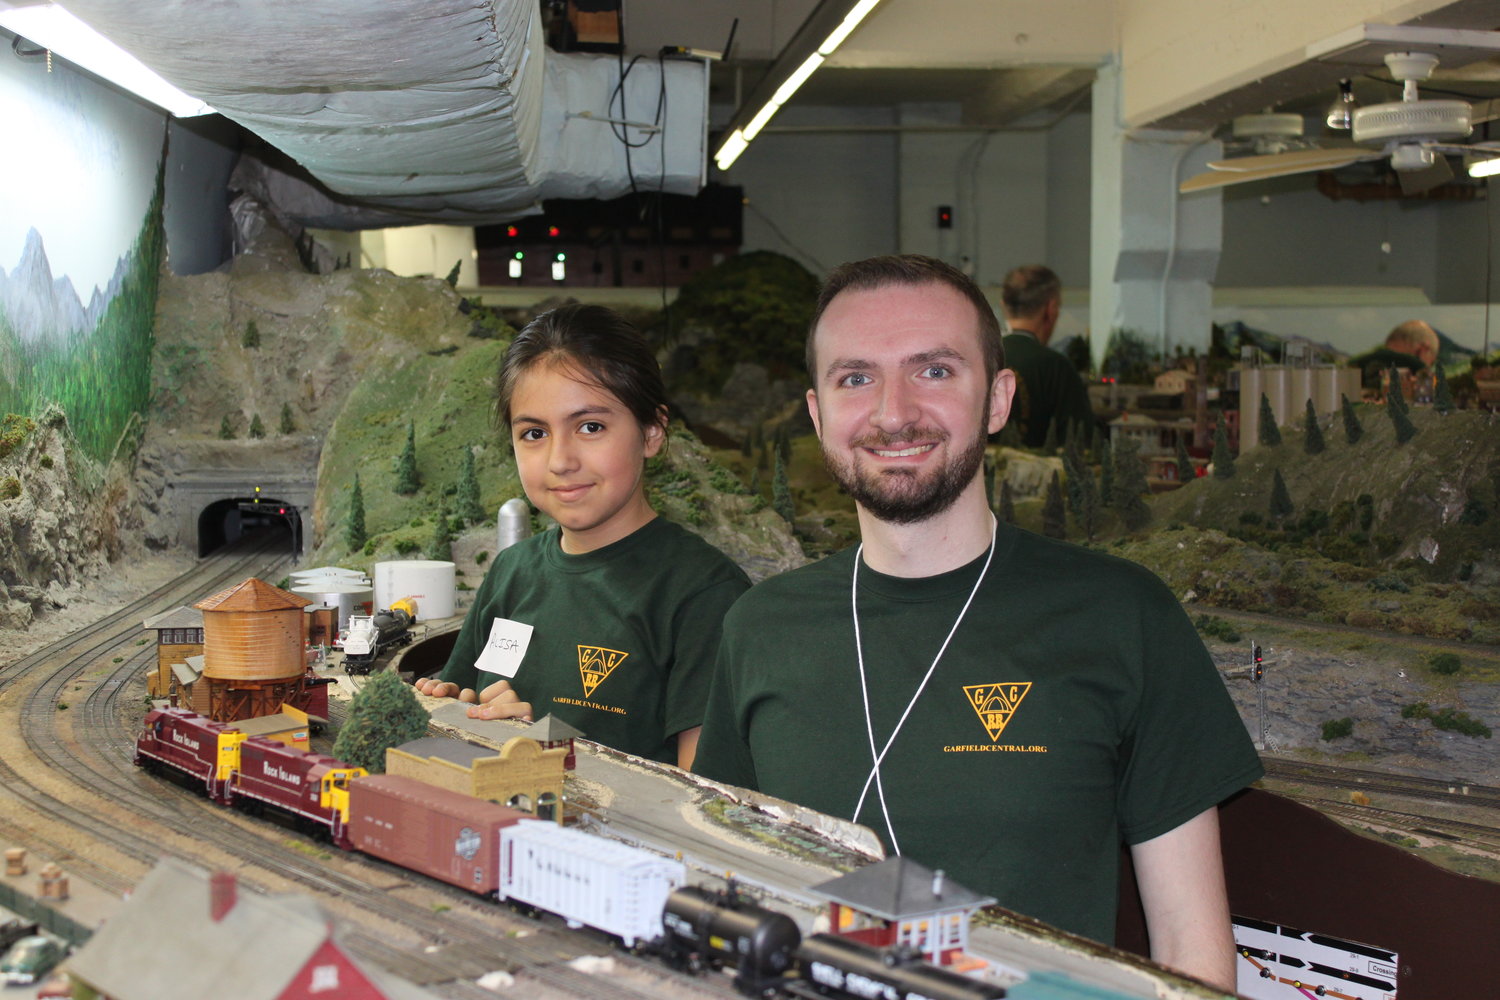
[414,304,749,768]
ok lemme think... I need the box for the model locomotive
[134,707,1008,1000]
[338,598,417,675]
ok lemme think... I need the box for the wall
[163,115,241,277]
[359,226,479,287]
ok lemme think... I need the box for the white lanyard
[850,515,997,854]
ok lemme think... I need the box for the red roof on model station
[195,578,312,613]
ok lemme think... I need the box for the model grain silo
[195,578,313,723]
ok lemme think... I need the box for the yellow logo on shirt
[962,682,1032,742]
[577,645,629,697]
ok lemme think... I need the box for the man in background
[999,264,1094,448]
[1383,319,1439,369]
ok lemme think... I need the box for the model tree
[1386,369,1418,444]
[394,420,420,494]
[1258,393,1282,446]
[1269,468,1295,521]
[346,472,367,552]
[457,447,485,524]
[331,670,430,773]
[1062,438,1086,521]
[1341,393,1364,445]
[1174,436,1194,482]
[1040,419,1058,456]
[241,320,261,349]
[1097,436,1113,502]
[1303,399,1325,455]
[279,402,295,435]
[1042,470,1067,539]
[428,500,453,561]
[1433,362,1454,415]
[1110,437,1151,532]
[1212,413,1235,478]
[218,414,235,440]
[444,259,463,288]
[248,413,266,439]
[773,451,795,525]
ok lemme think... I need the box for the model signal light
[937,205,953,229]
[509,251,524,279]
[506,224,519,238]
[1252,643,1264,683]
[551,252,567,281]
[547,225,560,238]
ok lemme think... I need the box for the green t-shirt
[439,517,750,763]
[694,524,1262,944]
[1003,331,1094,448]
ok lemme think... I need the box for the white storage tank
[289,580,375,629]
[374,560,455,620]
[290,566,368,585]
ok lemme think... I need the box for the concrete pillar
[1090,58,1222,371]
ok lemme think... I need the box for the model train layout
[133,706,1013,1000]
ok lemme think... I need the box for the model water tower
[195,578,312,722]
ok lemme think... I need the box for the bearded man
[693,254,1261,992]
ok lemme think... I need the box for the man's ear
[988,369,1016,435]
[806,388,823,440]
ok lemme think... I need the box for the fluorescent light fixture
[818,0,882,55]
[0,2,213,116]
[1469,156,1500,179]
[713,0,885,170]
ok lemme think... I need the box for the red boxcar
[229,738,366,847]
[135,707,234,799]
[347,774,533,896]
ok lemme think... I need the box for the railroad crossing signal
[1252,643,1264,684]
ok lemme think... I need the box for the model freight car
[340,599,417,674]
[348,774,534,895]
[662,884,802,996]
[499,822,684,948]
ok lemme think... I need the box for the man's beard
[822,425,988,526]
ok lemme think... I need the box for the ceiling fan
[1180,50,1497,196]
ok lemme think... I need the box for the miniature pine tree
[1077,465,1100,541]
[248,413,265,439]
[428,500,453,561]
[1386,366,1408,414]
[1042,470,1067,539]
[1174,436,1194,482]
[218,414,235,440]
[444,259,463,288]
[1062,438,1085,520]
[1212,413,1235,478]
[241,320,261,349]
[331,669,430,773]
[1097,436,1113,502]
[1390,398,1418,444]
[1269,468,1295,521]
[1341,393,1364,445]
[1111,437,1151,532]
[999,480,1015,524]
[1041,419,1058,456]
[458,447,485,524]
[1433,362,1454,415]
[1303,399,1325,455]
[772,451,795,525]
[394,420,420,494]
[345,472,367,552]
[776,423,792,464]
[278,402,295,435]
[1258,393,1282,446]
[749,466,762,497]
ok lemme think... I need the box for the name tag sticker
[474,617,534,678]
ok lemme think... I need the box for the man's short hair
[1385,320,1439,361]
[1000,265,1061,321]
[806,254,1003,387]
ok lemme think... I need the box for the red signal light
[547,225,560,238]
[506,225,518,237]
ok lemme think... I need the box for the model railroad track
[1262,757,1500,811]
[1186,603,1500,659]
[8,548,743,999]
[1302,799,1500,853]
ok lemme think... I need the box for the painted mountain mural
[0,176,163,463]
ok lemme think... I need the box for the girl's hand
[413,677,477,702]
[468,678,534,722]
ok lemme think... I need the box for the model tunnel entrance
[198,497,301,556]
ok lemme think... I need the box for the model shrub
[1389,401,1418,444]
[1268,468,1294,521]
[457,447,485,524]
[1110,437,1150,532]
[1341,393,1364,444]
[219,414,235,440]
[1042,470,1067,539]
[248,413,265,439]
[1404,702,1491,739]
[1356,493,1374,532]
[1257,394,1282,446]
[1320,717,1354,741]
[39,454,52,469]
[279,403,295,435]
[1302,399,1325,455]
[772,451,794,525]
[241,320,261,349]
[393,538,419,555]
[1211,413,1235,478]
[331,670,431,772]
[0,477,19,501]
[1193,614,1241,644]
[1174,436,1194,482]
[444,259,462,288]
[0,414,35,460]
[428,501,453,561]
[1460,498,1489,526]
[1429,652,1461,676]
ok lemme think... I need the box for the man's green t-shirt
[438,517,750,763]
[694,524,1262,944]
